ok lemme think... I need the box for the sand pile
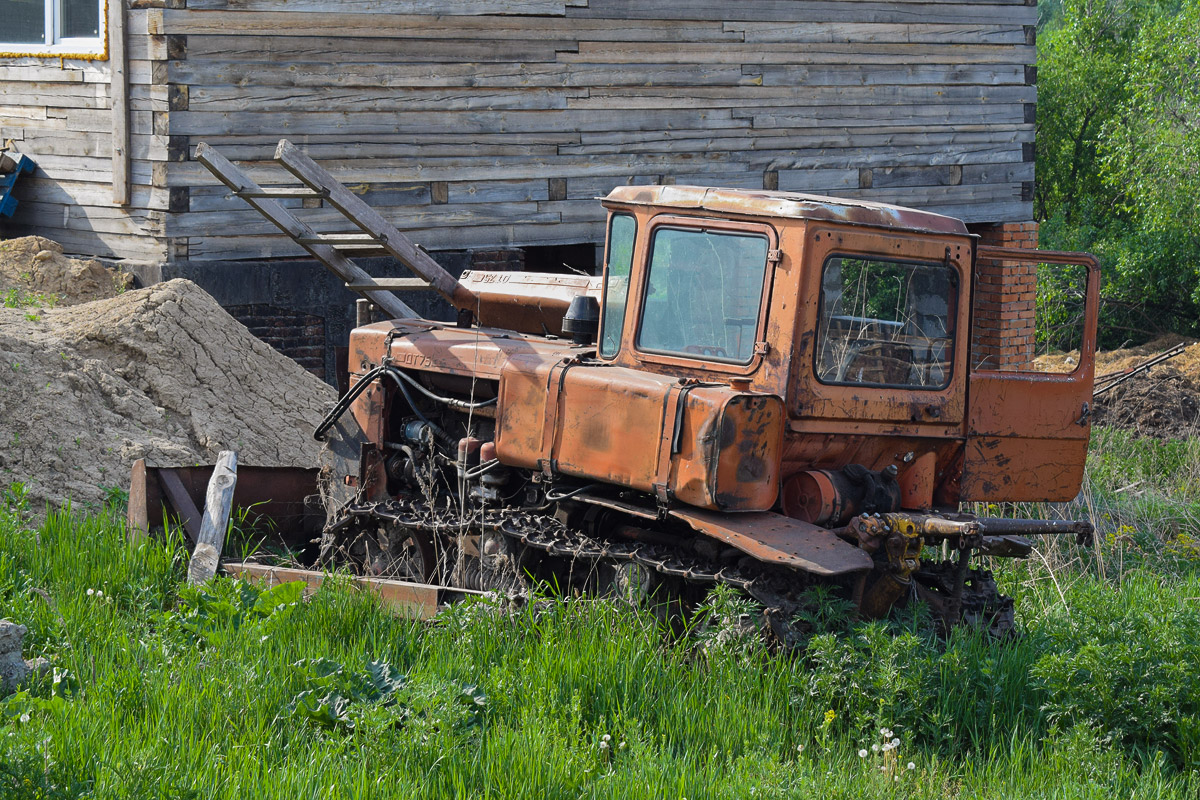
[0,278,336,512]
[0,236,133,305]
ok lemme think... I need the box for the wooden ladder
[195,139,474,320]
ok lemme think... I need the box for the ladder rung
[297,233,380,246]
[235,187,327,199]
[346,279,434,291]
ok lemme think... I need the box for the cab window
[637,227,769,363]
[817,256,957,388]
[599,213,636,358]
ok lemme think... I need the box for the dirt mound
[1092,367,1200,440]
[0,278,336,512]
[0,236,133,305]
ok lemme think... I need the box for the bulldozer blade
[128,459,323,547]
[669,508,874,576]
[222,562,482,620]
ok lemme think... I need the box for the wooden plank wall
[0,7,170,262]
[7,1,1040,264]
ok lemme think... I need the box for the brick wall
[969,222,1039,371]
[471,248,525,272]
[227,305,327,380]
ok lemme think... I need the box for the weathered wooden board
[3,1,1038,264]
[574,1,1037,25]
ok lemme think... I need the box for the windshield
[637,227,769,364]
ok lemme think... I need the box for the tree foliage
[1036,0,1200,345]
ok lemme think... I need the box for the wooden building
[1,0,1039,380]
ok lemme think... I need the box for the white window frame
[0,0,106,56]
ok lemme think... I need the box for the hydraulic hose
[313,364,387,441]
[314,365,496,442]
[385,367,498,411]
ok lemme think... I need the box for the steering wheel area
[683,344,729,359]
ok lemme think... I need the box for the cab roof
[602,185,970,236]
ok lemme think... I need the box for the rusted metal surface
[670,508,873,576]
[494,360,784,511]
[458,270,601,337]
[222,562,478,620]
[961,248,1100,502]
[603,185,970,236]
[127,464,322,545]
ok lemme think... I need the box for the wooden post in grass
[186,451,238,585]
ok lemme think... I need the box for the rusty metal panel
[788,225,973,431]
[961,247,1100,503]
[712,393,784,510]
[459,270,602,337]
[222,562,477,620]
[603,185,970,236]
[493,354,558,470]
[127,465,322,545]
[670,508,873,576]
[960,437,1089,501]
[548,365,675,493]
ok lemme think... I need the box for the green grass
[2,430,1200,799]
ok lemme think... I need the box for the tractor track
[323,497,1016,639]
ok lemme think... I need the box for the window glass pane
[2,0,46,43]
[637,227,769,363]
[61,0,99,38]
[817,256,956,388]
[973,257,1090,373]
[599,213,636,358]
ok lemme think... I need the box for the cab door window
[817,256,957,389]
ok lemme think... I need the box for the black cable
[313,364,386,441]
[544,483,602,502]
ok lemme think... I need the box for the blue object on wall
[1,154,37,218]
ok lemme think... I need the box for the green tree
[1035,0,1149,223]
[1102,2,1200,233]
[1036,0,1200,344]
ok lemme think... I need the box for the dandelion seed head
[796,744,804,753]
[907,762,916,771]
[18,713,30,724]
[871,743,880,752]
[891,737,900,747]
[858,749,868,758]
[881,727,892,738]
[602,734,611,742]
[86,588,94,596]
[599,741,609,751]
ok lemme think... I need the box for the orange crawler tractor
[195,143,1101,635]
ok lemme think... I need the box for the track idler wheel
[346,519,438,584]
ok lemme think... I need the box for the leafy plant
[284,657,488,734]
[170,578,304,646]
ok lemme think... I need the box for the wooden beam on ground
[156,468,202,545]
[126,458,150,544]
[195,142,417,320]
[186,450,238,586]
[222,562,481,620]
